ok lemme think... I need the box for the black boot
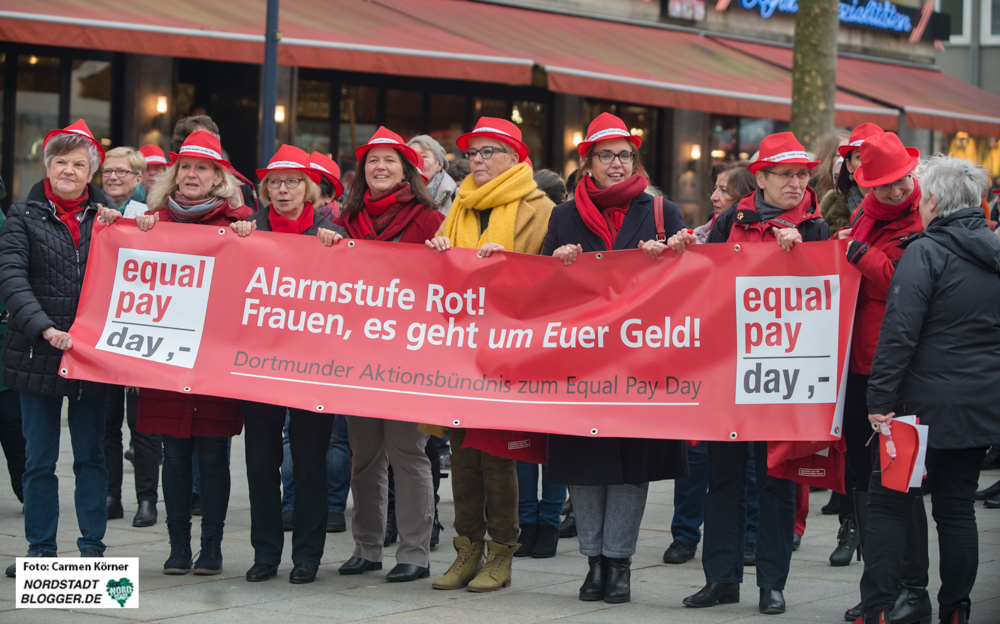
[560,510,577,538]
[383,506,398,547]
[822,491,841,515]
[579,555,606,601]
[163,523,192,574]
[515,524,537,557]
[974,478,1000,500]
[603,557,631,604]
[854,489,869,561]
[890,498,930,624]
[193,537,223,575]
[531,523,559,558]
[430,508,444,549]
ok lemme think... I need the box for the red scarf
[574,174,648,250]
[268,202,315,234]
[44,178,89,248]
[353,183,416,241]
[854,180,921,243]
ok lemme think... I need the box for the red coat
[845,204,923,375]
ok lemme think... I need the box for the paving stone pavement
[0,413,998,623]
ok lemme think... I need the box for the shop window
[937,0,972,44]
[295,79,333,156]
[473,98,508,122]
[13,54,60,200]
[710,115,739,164]
[738,118,776,161]
[70,60,112,153]
[385,89,422,142]
[339,85,378,168]
[983,0,1000,44]
[512,100,547,169]
[428,93,466,161]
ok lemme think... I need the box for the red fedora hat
[170,130,231,169]
[853,133,919,188]
[456,117,530,163]
[138,144,170,166]
[748,132,820,174]
[356,127,423,171]
[256,144,321,184]
[309,152,345,197]
[43,120,106,167]
[576,112,641,158]
[838,122,884,159]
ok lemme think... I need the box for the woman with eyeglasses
[426,117,555,592]
[541,112,689,604]
[836,132,928,623]
[334,128,443,584]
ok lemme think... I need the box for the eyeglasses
[464,146,507,160]
[763,169,811,183]
[596,150,635,165]
[102,168,138,178]
[266,178,304,189]
[867,422,896,472]
[873,174,912,196]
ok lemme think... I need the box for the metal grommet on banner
[590,428,598,435]
[733,244,741,252]
[316,405,324,411]
[348,241,355,248]
[595,253,603,260]
[60,368,68,375]
[183,386,191,393]
[218,228,226,235]
[452,419,460,426]
[730,432,738,439]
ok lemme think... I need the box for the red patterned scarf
[854,180,921,243]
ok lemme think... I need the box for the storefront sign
[736,0,950,39]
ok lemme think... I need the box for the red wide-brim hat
[139,144,170,166]
[838,122,884,159]
[170,130,231,170]
[456,117,530,163]
[748,131,821,174]
[356,127,424,171]
[309,152,345,197]
[43,120,106,168]
[853,132,920,188]
[256,144,321,184]
[576,112,641,158]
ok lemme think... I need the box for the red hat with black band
[256,144,321,184]
[576,112,641,158]
[309,151,345,198]
[838,123,884,159]
[170,130,231,170]
[853,132,920,188]
[456,117,530,163]
[138,144,170,166]
[43,119,106,167]
[356,127,423,171]
[748,132,821,174]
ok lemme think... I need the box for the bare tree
[790,0,839,151]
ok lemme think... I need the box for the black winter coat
[0,180,114,396]
[867,207,1000,449]
[542,192,689,485]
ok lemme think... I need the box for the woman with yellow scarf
[425,117,554,592]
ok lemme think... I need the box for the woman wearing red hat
[670,132,831,616]
[838,132,928,623]
[100,129,253,577]
[425,117,555,593]
[541,112,689,604]
[309,152,345,221]
[822,123,883,231]
[332,127,443,584]
[0,120,115,577]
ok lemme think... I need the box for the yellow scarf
[439,162,536,250]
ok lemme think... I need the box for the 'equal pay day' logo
[735,275,840,404]
[96,249,215,369]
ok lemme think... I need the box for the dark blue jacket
[543,192,685,255]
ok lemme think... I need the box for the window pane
[738,118,775,161]
[939,0,965,37]
[339,85,378,166]
[710,115,739,164]
[993,0,1000,35]
[14,54,60,201]
[473,98,507,122]
[70,60,112,154]
[385,89,421,142]
[295,80,332,156]
[512,100,548,169]
[428,93,465,161]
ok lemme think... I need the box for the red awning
[0,1,534,85]
[716,38,1000,136]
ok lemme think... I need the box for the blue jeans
[162,434,231,540]
[516,461,566,529]
[191,438,230,495]
[21,392,109,554]
[282,413,350,513]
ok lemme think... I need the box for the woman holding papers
[863,155,1000,624]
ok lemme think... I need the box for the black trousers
[861,447,986,621]
[0,389,25,502]
[844,373,875,495]
[243,402,333,565]
[104,386,160,502]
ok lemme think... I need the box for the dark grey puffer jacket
[0,180,114,396]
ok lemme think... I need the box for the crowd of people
[0,109,997,624]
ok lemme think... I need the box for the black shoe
[339,557,382,575]
[383,509,398,547]
[792,533,802,551]
[562,498,572,515]
[289,563,319,584]
[579,555,606,601]
[983,446,1000,470]
[532,523,559,558]
[822,491,842,515]
[245,562,278,582]
[683,583,740,608]
[830,517,860,566]
[191,492,202,516]
[986,495,1000,508]
[663,540,697,564]
[385,563,430,582]
[515,524,537,557]
[163,525,192,575]
[106,496,124,520]
[326,511,346,533]
[192,538,222,575]
[560,511,577,538]
[132,501,157,527]
[282,509,293,531]
[124,446,135,464]
[888,586,931,624]
[845,601,863,621]
[744,542,757,567]
[759,588,786,614]
[80,549,102,558]
[975,479,1000,500]
[603,557,631,604]
[7,551,56,578]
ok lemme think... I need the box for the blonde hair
[258,171,321,206]
[104,147,147,175]
[146,158,242,209]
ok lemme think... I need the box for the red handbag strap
[654,196,665,241]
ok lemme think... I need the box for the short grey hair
[919,155,990,218]
[43,133,102,177]
[407,135,447,169]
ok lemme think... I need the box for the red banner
[61,220,860,441]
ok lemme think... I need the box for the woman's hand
[639,240,667,260]
[230,220,257,237]
[318,228,343,247]
[773,227,803,252]
[553,243,582,266]
[477,243,505,258]
[135,212,159,232]
[868,411,895,427]
[837,227,852,240]
[42,327,73,351]
[667,229,697,254]
[425,236,451,252]
[97,205,119,226]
